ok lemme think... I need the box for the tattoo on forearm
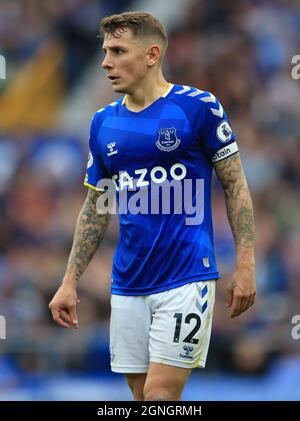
[214,154,254,248]
[236,205,254,245]
[65,189,111,282]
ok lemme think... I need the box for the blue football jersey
[84,84,238,295]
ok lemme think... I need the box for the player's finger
[239,296,250,314]
[232,291,255,317]
[249,292,256,306]
[60,309,73,327]
[51,308,70,328]
[69,306,79,328]
[226,284,234,308]
[230,293,243,318]
[245,293,256,311]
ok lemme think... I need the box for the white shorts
[110,280,216,373]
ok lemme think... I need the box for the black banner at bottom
[0,401,298,418]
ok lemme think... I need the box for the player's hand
[226,267,256,318]
[49,284,80,329]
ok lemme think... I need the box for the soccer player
[49,11,256,401]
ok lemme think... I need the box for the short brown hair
[100,11,168,60]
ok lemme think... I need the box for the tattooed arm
[64,188,111,284]
[49,188,111,328]
[214,153,256,318]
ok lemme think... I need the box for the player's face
[101,29,149,93]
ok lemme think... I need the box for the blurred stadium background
[0,0,300,401]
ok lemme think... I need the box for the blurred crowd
[1,0,300,383]
[0,0,128,87]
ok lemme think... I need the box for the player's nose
[101,55,113,69]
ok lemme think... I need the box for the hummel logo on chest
[107,142,118,157]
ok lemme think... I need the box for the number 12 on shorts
[173,313,201,344]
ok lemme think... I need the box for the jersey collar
[121,83,174,106]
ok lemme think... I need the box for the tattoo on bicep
[214,154,242,196]
[214,154,254,247]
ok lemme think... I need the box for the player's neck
[125,73,170,112]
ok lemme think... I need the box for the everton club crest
[156,127,181,152]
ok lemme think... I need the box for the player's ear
[146,44,161,67]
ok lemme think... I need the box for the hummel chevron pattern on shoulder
[174,85,224,118]
[96,100,120,114]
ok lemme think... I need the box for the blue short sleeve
[200,93,238,163]
[83,114,108,191]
